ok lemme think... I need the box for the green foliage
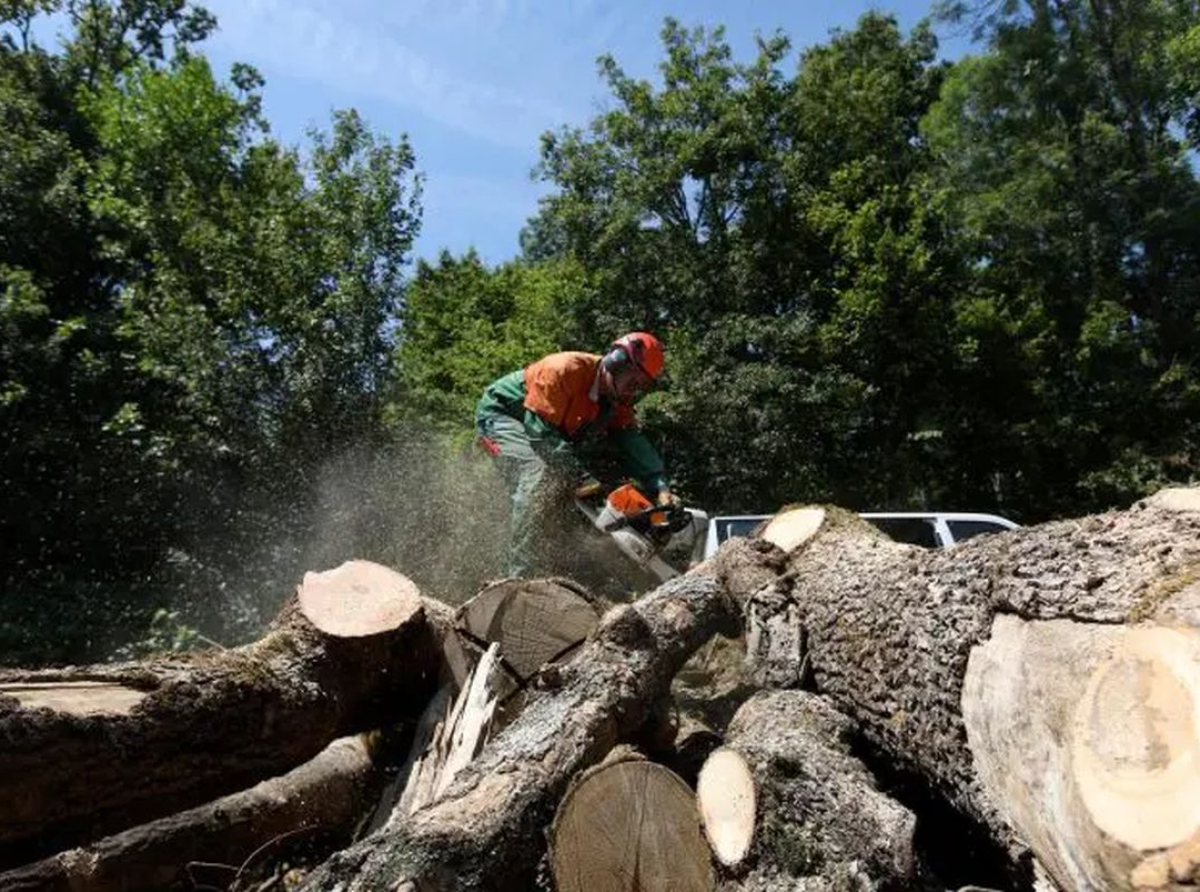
[924,0,1200,514]
[5,0,1200,663]
[0,0,421,663]
[113,607,205,659]
[533,14,970,512]
[389,251,592,431]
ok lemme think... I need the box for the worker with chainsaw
[476,332,675,576]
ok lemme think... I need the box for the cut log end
[761,508,826,554]
[1146,486,1200,514]
[0,681,147,716]
[697,747,756,867]
[456,578,600,683]
[552,757,714,892]
[1071,626,1200,856]
[297,560,422,638]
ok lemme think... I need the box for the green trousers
[476,412,573,576]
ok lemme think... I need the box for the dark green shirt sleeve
[611,427,667,495]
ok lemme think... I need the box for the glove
[656,487,679,508]
[574,476,604,500]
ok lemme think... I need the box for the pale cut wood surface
[696,747,756,867]
[298,559,422,637]
[552,755,713,892]
[0,682,146,716]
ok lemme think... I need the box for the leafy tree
[0,0,422,662]
[390,251,592,431]
[926,0,1200,515]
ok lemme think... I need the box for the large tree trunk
[0,734,380,892]
[298,573,738,892]
[0,560,446,868]
[724,488,1200,891]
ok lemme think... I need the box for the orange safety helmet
[608,331,665,380]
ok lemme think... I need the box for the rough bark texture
[0,564,446,868]
[717,488,1200,892]
[0,735,380,892]
[722,690,915,888]
[298,573,739,892]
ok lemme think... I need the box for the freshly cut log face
[298,559,422,637]
[0,682,145,716]
[761,508,826,554]
[454,578,600,682]
[697,747,756,867]
[552,754,714,892]
[964,613,1200,890]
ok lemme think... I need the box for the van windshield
[713,517,764,545]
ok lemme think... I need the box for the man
[476,332,674,576]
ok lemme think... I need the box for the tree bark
[722,487,1200,892]
[716,690,915,887]
[0,560,445,869]
[298,573,739,892]
[0,734,380,892]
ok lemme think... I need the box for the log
[0,734,380,892]
[715,690,915,885]
[717,486,1200,891]
[0,560,443,868]
[297,573,739,891]
[445,577,602,722]
[449,577,601,686]
[551,748,713,892]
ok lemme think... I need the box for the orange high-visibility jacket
[522,352,635,437]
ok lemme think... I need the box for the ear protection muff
[602,347,632,373]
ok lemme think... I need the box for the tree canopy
[3,0,1199,662]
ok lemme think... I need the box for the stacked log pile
[0,486,1196,892]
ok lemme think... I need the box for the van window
[865,517,939,548]
[714,518,763,545]
[946,520,1010,544]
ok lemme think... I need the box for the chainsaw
[573,481,709,582]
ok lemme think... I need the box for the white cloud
[206,0,570,149]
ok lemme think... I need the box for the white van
[702,511,1019,560]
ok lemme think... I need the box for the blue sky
[195,0,975,265]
